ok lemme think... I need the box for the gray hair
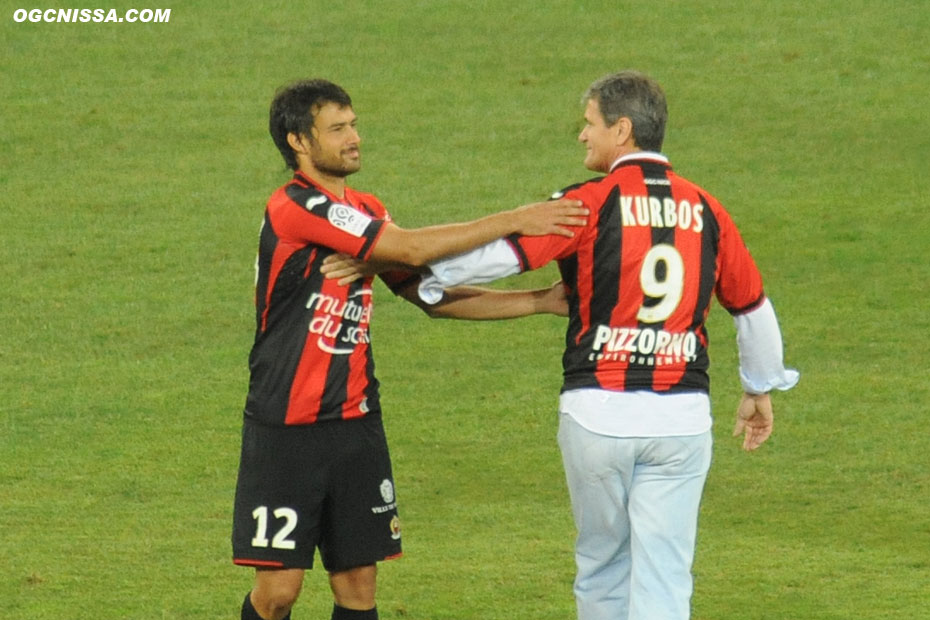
[583,71,668,152]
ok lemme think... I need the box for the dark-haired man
[232,79,586,620]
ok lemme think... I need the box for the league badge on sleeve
[328,204,373,237]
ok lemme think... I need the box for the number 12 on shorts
[251,506,298,550]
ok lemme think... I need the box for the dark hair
[269,79,353,170]
[583,71,667,152]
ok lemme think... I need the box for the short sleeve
[712,204,765,315]
[273,184,387,259]
[506,185,591,271]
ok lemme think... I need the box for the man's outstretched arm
[369,199,585,267]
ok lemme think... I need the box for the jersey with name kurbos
[507,154,764,394]
[245,171,413,426]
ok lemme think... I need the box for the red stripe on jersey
[571,233,595,347]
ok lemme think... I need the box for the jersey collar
[609,151,670,172]
[294,169,347,203]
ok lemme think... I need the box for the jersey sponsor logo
[590,324,698,365]
[307,289,373,355]
[327,203,373,237]
[620,195,704,232]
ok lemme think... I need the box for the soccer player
[232,79,586,620]
[333,71,800,619]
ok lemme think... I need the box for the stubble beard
[311,149,361,179]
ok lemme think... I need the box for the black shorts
[232,414,402,571]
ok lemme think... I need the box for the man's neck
[609,149,668,172]
[299,166,346,199]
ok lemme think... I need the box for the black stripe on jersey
[362,342,382,415]
[559,252,584,382]
[358,219,384,258]
[266,245,315,330]
[590,186,623,326]
[286,183,331,215]
[728,292,766,316]
[506,234,532,271]
[691,194,719,329]
[254,212,276,332]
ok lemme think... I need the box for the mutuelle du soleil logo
[306,288,373,355]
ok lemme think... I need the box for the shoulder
[266,177,332,215]
[549,175,606,200]
[667,169,723,205]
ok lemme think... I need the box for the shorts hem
[325,550,404,572]
[233,558,292,568]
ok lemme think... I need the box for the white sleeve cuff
[417,239,521,305]
[734,298,800,393]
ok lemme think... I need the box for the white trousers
[557,413,713,620]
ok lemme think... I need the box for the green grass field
[2,1,929,618]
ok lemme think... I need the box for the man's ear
[615,117,635,148]
[287,132,311,155]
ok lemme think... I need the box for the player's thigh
[628,432,712,561]
[558,413,636,557]
[630,432,712,529]
[232,418,327,569]
[319,415,402,572]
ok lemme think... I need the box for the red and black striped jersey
[507,153,764,394]
[245,171,415,426]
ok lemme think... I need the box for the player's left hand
[732,392,774,451]
[510,198,588,238]
[321,253,371,285]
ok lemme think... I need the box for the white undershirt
[559,389,712,437]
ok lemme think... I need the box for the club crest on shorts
[390,515,401,540]
[380,479,394,504]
